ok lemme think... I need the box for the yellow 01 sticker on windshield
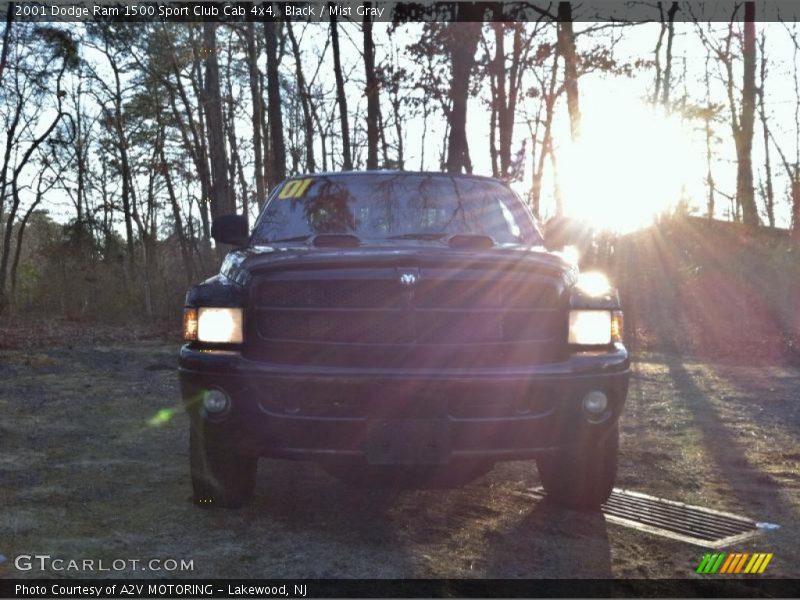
[278,178,313,199]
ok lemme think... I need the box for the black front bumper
[179,345,630,463]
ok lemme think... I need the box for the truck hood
[221,243,578,287]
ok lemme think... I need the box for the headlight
[569,309,620,346]
[575,272,611,297]
[184,307,243,344]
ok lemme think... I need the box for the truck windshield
[251,173,541,245]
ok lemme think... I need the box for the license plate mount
[366,419,450,465]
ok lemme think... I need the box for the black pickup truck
[180,171,629,509]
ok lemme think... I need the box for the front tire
[537,424,618,510]
[190,426,257,509]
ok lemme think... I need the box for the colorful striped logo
[696,552,773,574]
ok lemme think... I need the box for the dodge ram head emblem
[399,273,418,286]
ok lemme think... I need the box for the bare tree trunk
[378,101,390,166]
[492,21,526,178]
[768,124,800,242]
[738,1,759,227]
[285,21,316,172]
[364,4,380,169]
[493,23,509,175]
[265,18,287,188]
[103,51,137,267]
[392,96,405,169]
[100,160,111,252]
[224,74,250,229]
[531,48,560,218]
[0,2,12,87]
[661,2,679,109]
[652,6,666,104]
[419,99,429,170]
[141,163,156,318]
[202,22,233,224]
[440,121,449,170]
[793,173,800,242]
[162,147,194,285]
[259,70,271,187]
[222,35,250,226]
[246,22,266,207]
[704,54,716,219]
[164,25,212,245]
[757,31,775,227]
[10,169,52,302]
[549,146,564,217]
[192,56,213,245]
[484,32,499,175]
[527,113,541,217]
[330,12,352,170]
[74,83,86,229]
[489,98,499,177]
[504,24,524,175]
[557,2,581,141]
[445,9,482,173]
[0,64,66,313]
[379,44,404,170]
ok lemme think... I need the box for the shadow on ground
[1,341,798,578]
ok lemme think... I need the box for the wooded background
[2,2,800,323]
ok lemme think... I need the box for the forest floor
[1,217,799,581]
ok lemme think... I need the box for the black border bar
[2,579,800,598]
[3,1,800,23]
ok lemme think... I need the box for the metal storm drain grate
[528,488,778,548]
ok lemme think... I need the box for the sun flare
[558,100,699,233]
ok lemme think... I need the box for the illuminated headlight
[576,272,611,297]
[184,307,243,344]
[569,310,613,345]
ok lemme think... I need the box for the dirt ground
[1,340,798,580]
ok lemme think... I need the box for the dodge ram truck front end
[179,172,629,509]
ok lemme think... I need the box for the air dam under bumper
[179,345,630,463]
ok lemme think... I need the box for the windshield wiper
[268,235,312,243]
[386,232,448,241]
[267,233,362,247]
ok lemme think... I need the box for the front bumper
[179,344,630,463]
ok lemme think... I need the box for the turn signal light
[611,310,624,343]
[183,308,198,341]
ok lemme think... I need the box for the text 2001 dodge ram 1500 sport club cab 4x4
[180,171,629,509]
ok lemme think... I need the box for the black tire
[190,426,257,509]
[537,425,618,510]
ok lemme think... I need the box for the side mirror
[211,214,249,247]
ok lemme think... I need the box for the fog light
[203,389,230,414]
[583,390,608,415]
